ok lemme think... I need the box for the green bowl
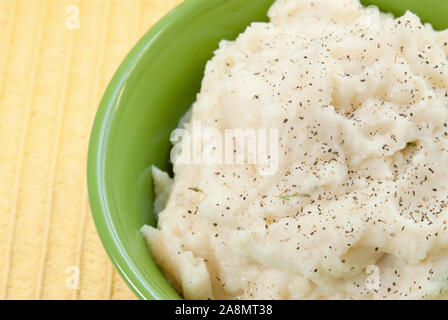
[87,0,448,300]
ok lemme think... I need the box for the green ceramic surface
[87,0,448,300]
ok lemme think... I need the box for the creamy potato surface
[142,0,448,299]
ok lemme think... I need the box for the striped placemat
[0,0,182,300]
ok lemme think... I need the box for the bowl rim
[87,0,207,300]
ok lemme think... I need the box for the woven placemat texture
[0,0,182,300]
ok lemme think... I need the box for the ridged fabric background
[0,0,182,300]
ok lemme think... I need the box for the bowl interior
[88,0,448,300]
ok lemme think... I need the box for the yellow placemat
[0,0,183,300]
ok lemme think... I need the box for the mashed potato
[142,0,448,299]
